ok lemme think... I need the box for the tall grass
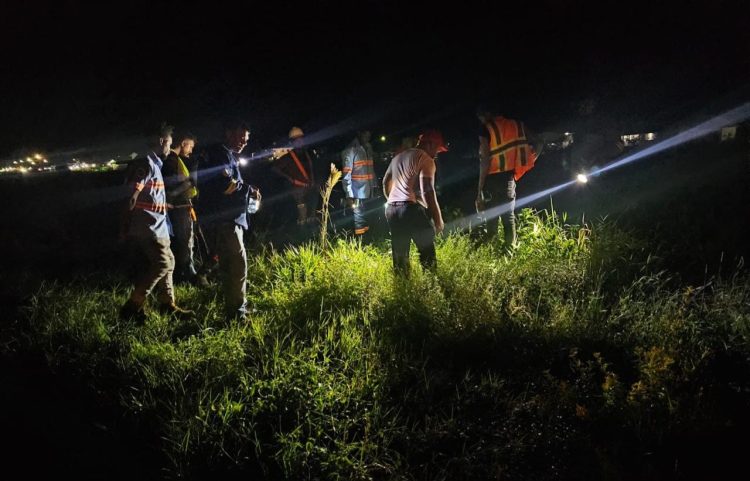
[10,208,750,480]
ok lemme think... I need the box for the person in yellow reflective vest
[475,107,542,249]
[163,132,198,283]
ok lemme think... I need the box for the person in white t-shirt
[382,129,448,274]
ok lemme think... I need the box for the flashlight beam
[444,101,750,234]
[596,101,750,176]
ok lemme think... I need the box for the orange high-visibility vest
[484,116,537,181]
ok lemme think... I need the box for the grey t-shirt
[384,148,436,207]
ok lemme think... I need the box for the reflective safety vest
[484,116,537,181]
[341,138,376,199]
[175,155,198,199]
[288,150,312,187]
[134,179,168,213]
[124,153,170,239]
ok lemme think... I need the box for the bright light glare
[238,157,248,166]
[576,173,588,184]
[380,135,386,142]
[444,101,750,234]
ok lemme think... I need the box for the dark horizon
[1,1,748,157]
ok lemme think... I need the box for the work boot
[119,300,146,325]
[158,302,195,319]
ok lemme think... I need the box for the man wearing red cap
[382,129,447,274]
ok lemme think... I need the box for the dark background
[0,0,748,155]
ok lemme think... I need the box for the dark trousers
[385,202,436,273]
[291,186,318,223]
[483,171,516,247]
[169,206,196,280]
[128,235,175,306]
[352,198,369,235]
[203,222,248,320]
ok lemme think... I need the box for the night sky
[1,0,748,157]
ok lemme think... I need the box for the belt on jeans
[388,201,414,206]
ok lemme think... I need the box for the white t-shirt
[384,148,436,207]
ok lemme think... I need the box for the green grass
[7,208,750,480]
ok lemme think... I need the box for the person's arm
[527,126,544,159]
[382,162,393,199]
[165,158,194,200]
[199,150,244,207]
[119,161,148,240]
[341,147,355,206]
[271,159,297,186]
[306,153,315,186]
[169,179,194,199]
[420,157,443,234]
[476,135,491,212]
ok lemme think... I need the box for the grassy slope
[5,210,750,480]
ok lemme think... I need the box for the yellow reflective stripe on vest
[176,156,198,198]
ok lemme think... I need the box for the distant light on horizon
[380,135,386,142]
[444,101,750,233]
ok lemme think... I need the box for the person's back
[386,148,435,207]
[383,130,447,274]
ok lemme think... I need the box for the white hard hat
[289,126,304,139]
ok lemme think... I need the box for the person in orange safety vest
[475,107,542,249]
[273,126,319,227]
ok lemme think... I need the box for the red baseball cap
[418,129,449,153]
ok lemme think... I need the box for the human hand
[434,218,444,235]
[475,197,485,213]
